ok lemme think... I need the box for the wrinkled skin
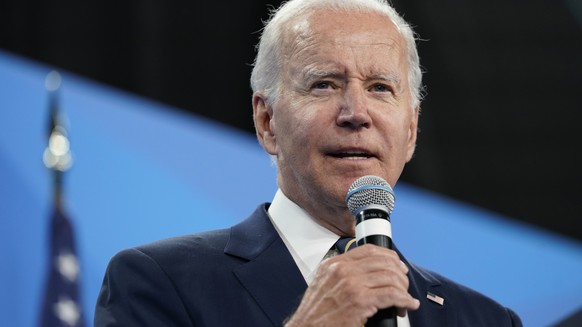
[253,8,420,326]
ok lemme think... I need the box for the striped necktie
[335,237,357,254]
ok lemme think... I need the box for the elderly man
[95,0,523,326]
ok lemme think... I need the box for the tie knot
[335,237,357,254]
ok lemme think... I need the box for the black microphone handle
[355,209,397,327]
[366,308,397,327]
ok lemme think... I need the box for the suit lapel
[225,205,307,326]
[225,208,454,326]
[396,247,452,327]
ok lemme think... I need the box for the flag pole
[40,70,85,327]
[43,70,72,206]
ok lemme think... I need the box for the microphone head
[345,175,395,215]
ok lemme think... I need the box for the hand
[284,244,420,327]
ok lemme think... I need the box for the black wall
[1,0,581,241]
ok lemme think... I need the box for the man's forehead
[289,13,405,57]
[292,41,406,74]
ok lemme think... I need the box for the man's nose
[336,87,371,129]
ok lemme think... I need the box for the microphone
[345,175,397,327]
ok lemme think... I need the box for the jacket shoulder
[410,263,523,326]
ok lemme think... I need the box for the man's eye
[313,82,331,89]
[371,84,390,93]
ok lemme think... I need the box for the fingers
[286,244,420,326]
[320,244,409,291]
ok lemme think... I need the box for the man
[95,0,523,326]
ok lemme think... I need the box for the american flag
[39,70,86,327]
[39,207,86,327]
[426,292,445,306]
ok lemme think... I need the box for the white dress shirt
[267,188,411,326]
[267,188,339,284]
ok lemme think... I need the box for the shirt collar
[268,189,339,284]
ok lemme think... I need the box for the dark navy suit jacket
[95,203,523,326]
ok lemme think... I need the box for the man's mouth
[328,150,375,160]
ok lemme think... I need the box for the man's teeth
[343,156,368,160]
[336,152,371,159]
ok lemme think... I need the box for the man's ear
[252,93,277,155]
[405,105,420,162]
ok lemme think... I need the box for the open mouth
[328,150,375,160]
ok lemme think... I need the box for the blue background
[1,50,581,327]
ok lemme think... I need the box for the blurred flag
[39,207,85,327]
[39,71,86,327]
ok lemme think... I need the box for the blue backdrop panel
[1,50,581,327]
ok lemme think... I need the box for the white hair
[250,0,424,109]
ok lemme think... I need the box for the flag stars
[56,252,80,282]
[54,296,81,327]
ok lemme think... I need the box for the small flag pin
[426,292,445,306]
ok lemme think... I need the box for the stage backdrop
[1,50,582,327]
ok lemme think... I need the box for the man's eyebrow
[301,66,345,80]
[370,72,401,85]
[300,68,402,89]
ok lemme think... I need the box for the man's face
[254,9,419,235]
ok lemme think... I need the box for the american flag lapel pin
[426,292,445,306]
